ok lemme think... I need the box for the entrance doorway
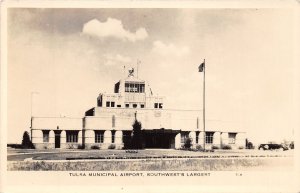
[54,130,61,148]
[143,129,178,149]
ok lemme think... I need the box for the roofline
[32,116,83,119]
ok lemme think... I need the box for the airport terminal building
[31,71,246,150]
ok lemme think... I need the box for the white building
[31,70,246,150]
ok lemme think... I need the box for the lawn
[7,148,294,171]
[8,149,243,161]
[8,148,293,161]
[7,157,292,171]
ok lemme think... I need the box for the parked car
[258,143,289,151]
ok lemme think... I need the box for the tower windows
[159,103,163,109]
[154,103,163,109]
[125,82,145,93]
[111,102,115,107]
[106,101,115,108]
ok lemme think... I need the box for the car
[258,143,289,151]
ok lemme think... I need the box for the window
[117,105,121,108]
[181,132,189,143]
[137,84,141,93]
[205,132,214,144]
[140,84,145,93]
[125,83,129,92]
[95,131,104,143]
[66,131,78,143]
[133,104,137,108]
[106,101,115,108]
[129,84,134,92]
[154,103,158,108]
[112,131,116,143]
[125,82,145,93]
[97,95,103,107]
[111,102,115,107]
[43,130,50,143]
[140,104,145,108]
[133,84,138,92]
[125,104,130,108]
[228,133,236,144]
[114,82,120,93]
[159,103,163,109]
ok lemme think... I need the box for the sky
[7,8,297,144]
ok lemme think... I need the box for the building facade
[31,70,246,150]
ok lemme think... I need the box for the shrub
[91,145,100,149]
[131,120,143,149]
[212,145,219,150]
[67,144,76,149]
[21,131,35,149]
[179,145,185,150]
[238,146,245,150]
[108,144,116,149]
[7,144,23,149]
[195,144,203,151]
[184,137,193,149]
[222,145,232,150]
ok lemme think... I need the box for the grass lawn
[7,157,292,171]
[7,148,293,171]
[8,148,293,161]
[8,149,244,161]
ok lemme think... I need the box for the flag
[198,60,205,72]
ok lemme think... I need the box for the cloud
[152,41,190,57]
[103,54,132,66]
[115,54,132,63]
[82,18,148,42]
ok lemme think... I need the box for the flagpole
[203,59,206,151]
